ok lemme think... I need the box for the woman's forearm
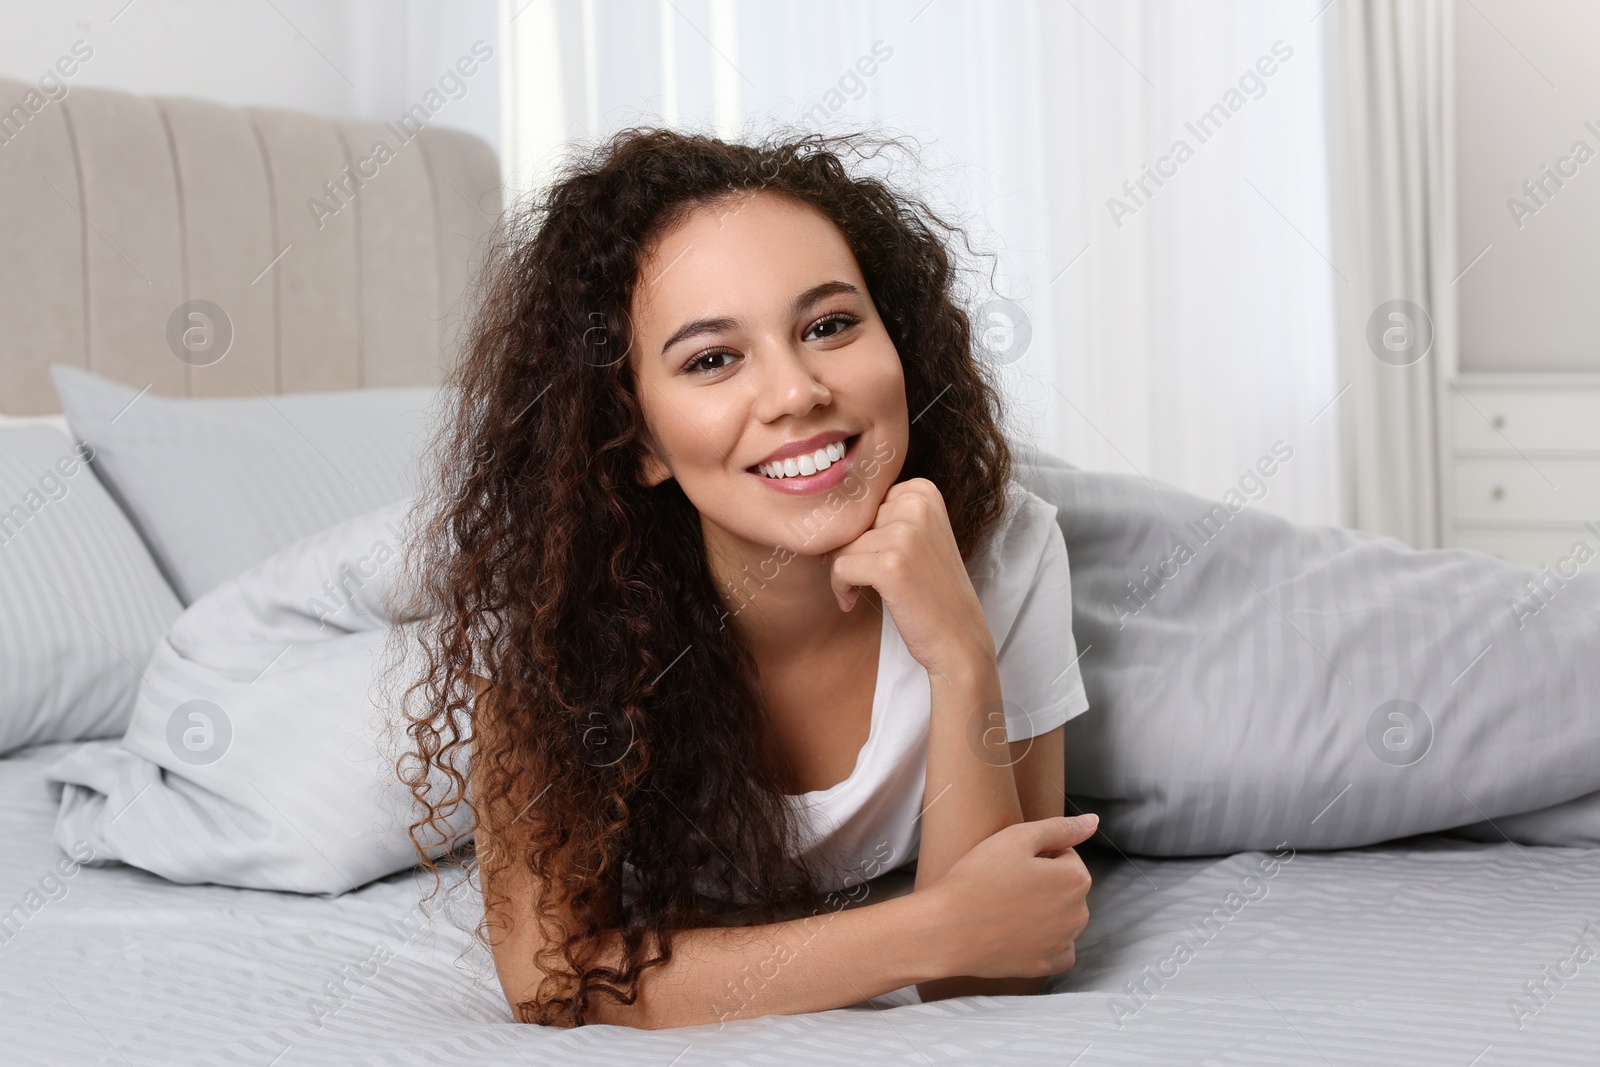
[913,650,1023,889]
[912,650,1031,1001]
[520,887,953,1029]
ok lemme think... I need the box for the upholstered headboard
[0,77,502,414]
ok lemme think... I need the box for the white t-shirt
[781,478,1092,895]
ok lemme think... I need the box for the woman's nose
[753,341,831,420]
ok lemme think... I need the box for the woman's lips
[746,434,860,495]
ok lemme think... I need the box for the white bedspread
[7,741,1600,1065]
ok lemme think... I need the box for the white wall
[1456,0,1600,372]
[0,0,501,157]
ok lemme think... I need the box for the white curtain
[501,0,1344,527]
[1329,0,1456,548]
[348,0,502,154]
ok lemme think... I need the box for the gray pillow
[1013,443,1600,855]
[47,497,471,894]
[51,365,442,604]
[0,423,182,755]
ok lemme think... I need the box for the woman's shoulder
[950,479,1063,655]
[965,478,1062,587]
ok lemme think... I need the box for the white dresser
[1444,374,1600,568]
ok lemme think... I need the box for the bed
[3,77,1599,1066]
[9,738,1600,1064]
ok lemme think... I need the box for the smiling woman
[388,127,1098,1029]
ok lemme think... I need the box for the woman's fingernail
[1082,813,1100,830]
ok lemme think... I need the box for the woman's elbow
[501,981,663,1030]
[917,973,1051,1001]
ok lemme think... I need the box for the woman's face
[628,190,909,559]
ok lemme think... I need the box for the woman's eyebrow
[658,280,863,359]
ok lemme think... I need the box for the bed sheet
[4,740,1600,1066]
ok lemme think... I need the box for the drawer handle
[1491,414,1506,430]
[1490,485,1506,501]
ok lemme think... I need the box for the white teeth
[758,438,848,480]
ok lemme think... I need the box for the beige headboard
[0,77,502,414]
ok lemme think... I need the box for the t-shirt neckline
[792,602,891,803]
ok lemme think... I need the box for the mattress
[4,741,1599,1066]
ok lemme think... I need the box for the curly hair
[386,124,1018,1028]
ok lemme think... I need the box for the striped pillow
[51,365,443,605]
[0,423,182,754]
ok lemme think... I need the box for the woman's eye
[807,312,860,341]
[684,349,739,375]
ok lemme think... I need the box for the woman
[394,126,1100,1029]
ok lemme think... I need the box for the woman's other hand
[922,813,1098,981]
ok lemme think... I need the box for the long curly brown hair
[386,125,1017,1027]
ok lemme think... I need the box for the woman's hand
[922,814,1098,981]
[825,478,995,677]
